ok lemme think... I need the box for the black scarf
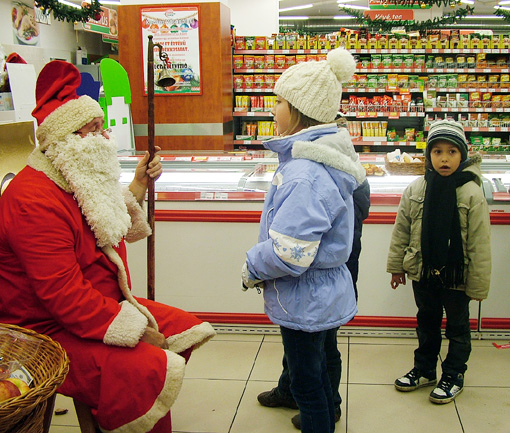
[421,168,476,288]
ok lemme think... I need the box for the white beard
[44,133,131,247]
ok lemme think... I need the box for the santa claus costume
[0,61,215,433]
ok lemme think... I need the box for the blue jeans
[278,327,342,410]
[280,326,335,433]
[412,279,472,376]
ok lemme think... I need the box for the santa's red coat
[0,165,215,432]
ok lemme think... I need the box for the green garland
[494,7,510,22]
[35,0,103,23]
[339,5,474,32]
[379,0,461,6]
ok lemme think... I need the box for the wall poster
[140,5,202,95]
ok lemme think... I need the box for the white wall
[122,0,279,37]
[1,0,109,74]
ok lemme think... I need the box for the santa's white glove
[241,262,263,292]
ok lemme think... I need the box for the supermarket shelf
[234,49,510,55]
[344,112,426,118]
[425,107,507,113]
[233,111,273,117]
[353,140,421,147]
[234,68,286,73]
[424,127,510,132]
[356,68,510,74]
[234,88,275,93]
[427,88,510,93]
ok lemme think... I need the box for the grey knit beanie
[426,119,469,162]
[273,48,356,123]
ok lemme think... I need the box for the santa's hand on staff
[129,146,163,204]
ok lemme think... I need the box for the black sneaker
[257,387,298,409]
[291,407,341,430]
[429,373,464,404]
[394,367,437,391]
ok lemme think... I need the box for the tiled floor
[50,332,510,433]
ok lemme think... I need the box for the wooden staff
[147,35,156,301]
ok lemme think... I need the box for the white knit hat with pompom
[273,48,356,123]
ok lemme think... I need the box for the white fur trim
[102,245,159,331]
[292,128,366,184]
[27,148,71,193]
[122,186,152,243]
[103,301,148,347]
[166,322,216,353]
[36,95,104,151]
[101,350,186,433]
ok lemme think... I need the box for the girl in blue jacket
[242,48,365,433]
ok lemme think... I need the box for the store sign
[366,9,414,21]
[75,4,118,38]
[140,6,202,95]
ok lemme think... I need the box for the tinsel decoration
[339,5,474,32]
[34,0,103,23]
[494,7,510,22]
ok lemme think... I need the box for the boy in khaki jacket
[387,119,491,404]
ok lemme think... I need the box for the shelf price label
[388,112,400,119]
[356,112,367,118]
[416,141,426,149]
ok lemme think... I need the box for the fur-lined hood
[265,124,365,185]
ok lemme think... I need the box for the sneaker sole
[394,379,437,392]
[429,387,463,404]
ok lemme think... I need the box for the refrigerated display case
[120,152,510,336]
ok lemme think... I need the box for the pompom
[327,48,356,83]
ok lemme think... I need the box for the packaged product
[317,54,327,61]
[450,30,460,49]
[388,34,399,49]
[344,75,356,88]
[466,75,477,88]
[347,33,358,49]
[235,36,246,50]
[405,128,415,141]
[233,75,244,90]
[296,35,307,50]
[457,74,467,88]
[306,54,317,62]
[244,55,254,69]
[367,75,378,88]
[264,75,275,90]
[244,36,255,50]
[233,55,244,69]
[439,32,449,49]
[428,75,438,88]
[489,113,501,126]
[470,92,481,108]
[275,34,286,49]
[501,34,510,49]
[381,54,392,68]
[457,93,469,108]
[425,56,434,69]
[264,55,275,69]
[434,56,445,68]
[468,113,479,127]
[371,55,381,68]
[481,34,491,50]
[456,55,466,69]
[392,55,403,68]
[491,34,501,49]
[502,94,510,108]
[476,53,487,68]
[399,35,409,49]
[481,92,492,108]
[445,56,455,68]
[447,75,457,88]
[286,33,297,50]
[250,95,264,111]
[458,113,468,126]
[337,32,348,48]
[446,94,457,108]
[266,35,276,50]
[296,55,307,64]
[397,75,409,89]
[263,95,276,110]
[414,55,426,68]
[253,75,265,90]
[254,56,265,69]
[387,128,398,141]
[368,35,378,49]
[244,75,253,89]
[376,34,387,49]
[408,75,420,89]
[403,54,414,68]
[496,57,507,67]
[360,57,371,68]
[479,113,489,127]
[356,74,368,88]
[286,56,296,68]
[318,35,329,50]
[466,55,476,68]
[501,74,510,88]
[328,33,338,49]
[460,34,471,49]
[308,35,318,49]
[470,34,482,49]
[436,95,447,108]
[477,75,487,89]
[377,75,388,89]
[255,36,266,50]
[275,55,286,69]
[437,75,447,88]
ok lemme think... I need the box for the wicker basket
[384,155,425,175]
[0,324,69,433]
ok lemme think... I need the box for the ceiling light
[465,15,503,19]
[58,0,81,8]
[495,5,510,10]
[498,0,510,4]
[340,4,369,10]
[334,15,356,19]
[459,0,475,4]
[337,0,362,3]
[279,16,310,20]
[279,4,313,12]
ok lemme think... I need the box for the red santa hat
[32,60,104,151]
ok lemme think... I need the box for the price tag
[388,112,400,119]
[416,141,426,149]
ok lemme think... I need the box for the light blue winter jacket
[245,124,366,332]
